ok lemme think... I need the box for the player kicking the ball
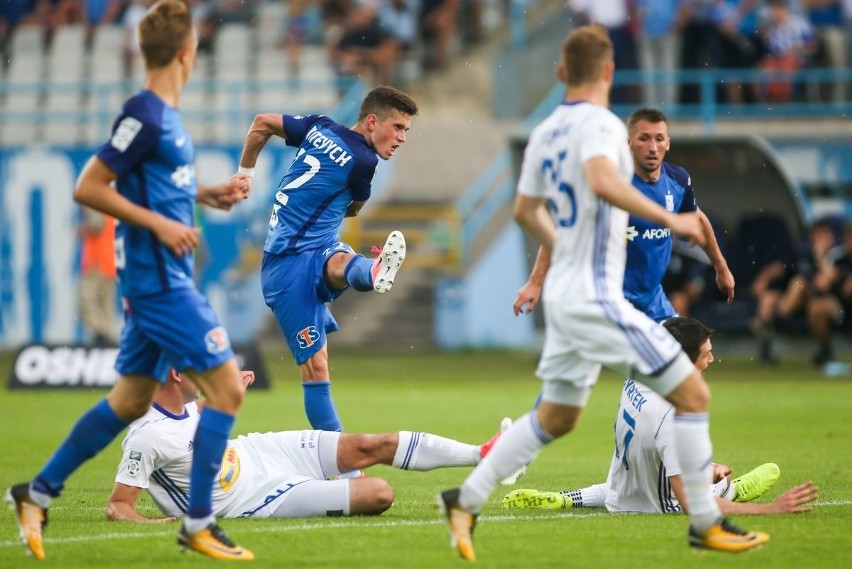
[233,86,417,454]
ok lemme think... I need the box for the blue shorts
[115,286,234,382]
[261,241,354,365]
[630,285,676,323]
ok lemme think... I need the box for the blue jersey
[96,90,197,298]
[264,114,378,255]
[624,162,697,313]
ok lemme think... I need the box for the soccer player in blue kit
[5,1,253,561]
[233,86,418,441]
[514,107,734,322]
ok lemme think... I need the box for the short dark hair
[358,86,419,121]
[139,0,194,69]
[627,107,669,132]
[662,317,714,363]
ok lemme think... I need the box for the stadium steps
[326,267,440,350]
[343,201,462,271]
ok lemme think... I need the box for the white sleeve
[516,128,548,199]
[577,112,626,166]
[115,431,159,489]
[656,407,681,477]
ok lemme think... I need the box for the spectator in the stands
[569,0,640,104]
[83,0,122,52]
[419,0,459,72]
[635,0,690,107]
[122,0,154,80]
[281,0,312,79]
[801,0,846,103]
[0,0,38,75]
[679,0,722,104]
[329,0,401,85]
[711,0,763,104]
[379,0,420,51]
[758,0,817,102]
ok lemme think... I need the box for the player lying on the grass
[502,317,819,515]
[107,369,506,521]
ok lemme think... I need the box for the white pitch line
[2,500,849,549]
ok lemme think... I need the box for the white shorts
[537,295,693,406]
[227,430,343,518]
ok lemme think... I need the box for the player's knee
[350,478,394,516]
[367,479,394,514]
[302,353,330,379]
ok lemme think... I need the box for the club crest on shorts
[219,447,241,492]
[296,325,320,349]
[204,326,231,354]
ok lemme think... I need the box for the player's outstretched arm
[197,177,251,211]
[584,156,705,246]
[237,113,286,173]
[75,156,200,257]
[106,482,177,524]
[718,481,819,515]
[697,210,735,302]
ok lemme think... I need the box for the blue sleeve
[96,105,160,176]
[282,114,323,147]
[347,152,377,202]
[666,163,697,213]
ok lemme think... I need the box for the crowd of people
[3,0,852,102]
[0,0,487,87]
[568,0,852,105]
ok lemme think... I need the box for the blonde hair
[561,25,614,87]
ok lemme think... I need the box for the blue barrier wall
[0,143,296,347]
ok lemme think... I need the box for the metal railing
[532,67,852,130]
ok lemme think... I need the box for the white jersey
[517,101,633,306]
[519,101,689,392]
[603,379,682,513]
[115,403,339,518]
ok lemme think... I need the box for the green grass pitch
[1,349,850,568]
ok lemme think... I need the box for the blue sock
[34,399,128,497]
[303,381,343,431]
[187,407,234,520]
[344,255,374,292]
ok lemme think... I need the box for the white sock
[562,483,607,507]
[182,514,216,534]
[460,413,552,514]
[27,484,52,510]
[713,477,734,500]
[392,431,479,471]
[673,413,722,532]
